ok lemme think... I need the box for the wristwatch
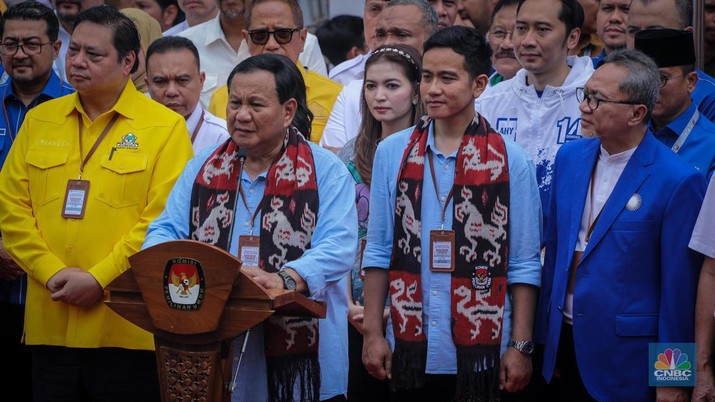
[509,340,535,356]
[277,270,297,291]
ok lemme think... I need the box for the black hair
[74,5,141,74]
[423,25,492,79]
[155,0,185,27]
[146,35,200,71]
[1,1,59,42]
[491,0,521,25]
[227,53,314,140]
[315,15,365,67]
[517,0,584,37]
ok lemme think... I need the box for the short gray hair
[602,49,660,121]
[386,0,439,37]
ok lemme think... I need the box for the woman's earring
[412,98,418,105]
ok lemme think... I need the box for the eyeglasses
[659,73,685,88]
[248,28,300,45]
[576,87,641,111]
[0,41,53,56]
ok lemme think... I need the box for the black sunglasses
[248,28,300,45]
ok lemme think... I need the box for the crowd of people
[0,0,714,401]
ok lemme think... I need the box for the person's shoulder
[378,125,413,151]
[648,134,703,178]
[306,70,343,93]
[697,68,715,88]
[329,53,367,82]
[25,93,76,123]
[478,73,521,102]
[565,55,595,85]
[131,92,186,127]
[203,109,227,129]
[177,18,215,41]
[309,142,349,174]
[553,137,599,164]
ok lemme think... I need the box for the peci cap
[634,28,696,68]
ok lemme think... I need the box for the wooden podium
[105,240,326,402]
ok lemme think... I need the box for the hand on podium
[243,266,308,294]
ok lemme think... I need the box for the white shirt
[319,78,363,148]
[53,22,71,82]
[185,105,229,154]
[476,56,595,206]
[328,51,368,86]
[179,16,327,108]
[163,20,189,36]
[563,145,636,322]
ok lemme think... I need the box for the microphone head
[237,147,248,160]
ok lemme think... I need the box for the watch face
[280,271,297,290]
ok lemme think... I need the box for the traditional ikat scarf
[189,127,320,402]
[390,116,510,402]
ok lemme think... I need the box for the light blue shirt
[362,121,542,374]
[650,101,715,181]
[144,142,357,401]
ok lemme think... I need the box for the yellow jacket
[0,81,193,350]
[209,63,342,144]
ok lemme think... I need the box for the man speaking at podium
[144,53,357,402]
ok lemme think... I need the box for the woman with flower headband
[336,44,424,402]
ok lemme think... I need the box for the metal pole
[695,0,705,70]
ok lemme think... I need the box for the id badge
[238,235,260,268]
[62,180,90,219]
[430,230,455,272]
[358,238,367,279]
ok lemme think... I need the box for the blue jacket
[0,71,74,170]
[0,71,74,304]
[535,133,706,401]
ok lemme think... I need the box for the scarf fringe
[267,353,321,402]
[390,342,428,391]
[454,345,501,402]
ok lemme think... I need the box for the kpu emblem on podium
[163,257,205,310]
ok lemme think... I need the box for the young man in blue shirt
[362,25,542,402]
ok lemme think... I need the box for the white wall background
[298,0,363,28]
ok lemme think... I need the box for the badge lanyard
[235,145,285,268]
[78,112,120,179]
[190,109,205,144]
[427,149,456,272]
[671,110,699,154]
[427,150,455,230]
[61,113,119,219]
[585,167,604,245]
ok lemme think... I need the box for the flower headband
[372,47,420,72]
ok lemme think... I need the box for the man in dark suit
[536,48,706,401]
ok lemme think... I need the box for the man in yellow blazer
[207,0,342,144]
[0,6,193,401]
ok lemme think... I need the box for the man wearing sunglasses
[178,0,327,109]
[536,48,705,401]
[0,3,74,399]
[634,29,715,181]
[206,0,342,144]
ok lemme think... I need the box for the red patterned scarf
[389,116,510,402]
[189,127,320,402]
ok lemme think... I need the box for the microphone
[237,147,248,163]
